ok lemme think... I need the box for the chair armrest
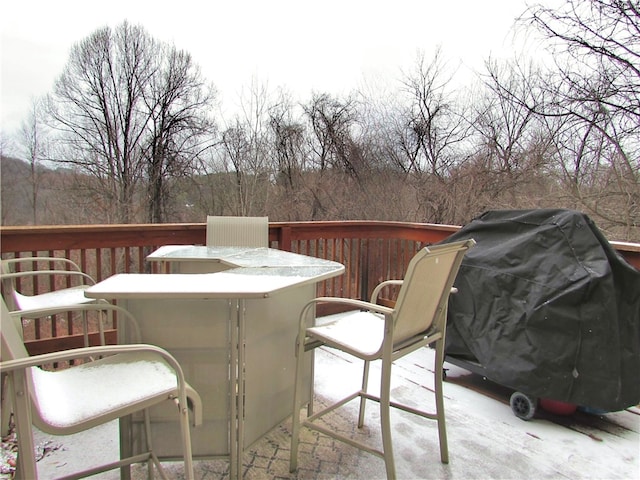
[303,296,394,318]
[185,384,203,427]
[0,343,180,374]
[2,257,84,272]
[0,269,96,285]
[10,304,142,342]
[371,281,458,305]
[371,280,403,304]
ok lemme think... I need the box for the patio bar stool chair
[206,215,269,247]
[0,256,117,396]
[290,239,475,480]
[0,299,201,480]
[0,256,112,345]
[1,256,100,313]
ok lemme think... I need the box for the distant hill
[1,155,31,177]
[2,156,32,224]
[1,156,66,225]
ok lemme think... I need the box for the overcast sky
[1,0,534,136]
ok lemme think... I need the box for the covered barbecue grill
[439,209,640,417]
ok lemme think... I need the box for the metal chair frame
[290,239,475,480]
[1,300,201,480]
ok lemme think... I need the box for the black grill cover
[439,209,640,411]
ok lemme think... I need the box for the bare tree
[521,0,640,239]
[304,92,362,178]
[390,49,473,223]
[18,99,50,224]
[300,93,365,219]
[267,92,310,220]
[528,0,640,117]
[47,23,150,222]
[142,45,216,223]
[268,92,305,191]
[215,79,271,216]
[46,21,216,223]
[395,49,470,177]
[468,59,556,209]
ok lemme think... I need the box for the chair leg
[380,360,396,480]
[139,395,195,480]
[119,416,133,480]
[1,373,12,437]
[177,391,195,480]
[289,335,306,472]
[357,359,371,428]
[307,349,315,416]
[10,371,38,480]
[143,410,158,480]
[434,338,449,463]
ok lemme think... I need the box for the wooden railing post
[273,225,293,251]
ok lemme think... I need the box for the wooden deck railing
[2,221,639,355]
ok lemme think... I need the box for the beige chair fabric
[0,299,200,480]
[206,216,269,247]
[290,239,475,480]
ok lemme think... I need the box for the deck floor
[29,346,640,479]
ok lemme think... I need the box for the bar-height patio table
[85,246,344,479]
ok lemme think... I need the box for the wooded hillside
[1,1,638,242]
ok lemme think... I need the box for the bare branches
[46,21,216,223]
[518,0,640,236]
[395,49,470,177]
[3,1,638,241]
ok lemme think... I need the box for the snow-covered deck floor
[32,346,639,479]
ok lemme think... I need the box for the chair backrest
[0,260,19,311]
[392,239,475,345]
[1,257,94,312]
[1,298,30,363]
[206,216,269,247]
